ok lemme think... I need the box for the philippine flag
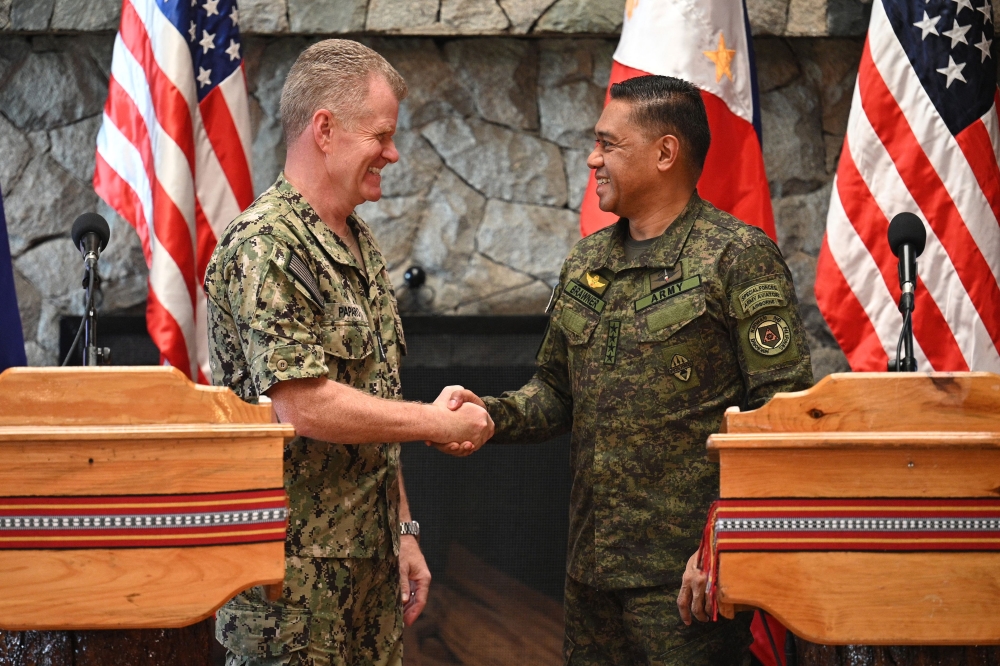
[579,0,775,241]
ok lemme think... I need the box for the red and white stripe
[94,0,253,381]
[818,0,1000,372]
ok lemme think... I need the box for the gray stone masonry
[13,0,998,37]
[0,29,858,378]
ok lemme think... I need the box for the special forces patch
[748,314,791,356]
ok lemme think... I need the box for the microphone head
[887,212,926,258]
[71,213,110,252]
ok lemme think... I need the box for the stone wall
[0,0,883,37]
[0,2,869,379]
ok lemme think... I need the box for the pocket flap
[639,288,706,341]
[215,604,309,658]
[556,300,600,346]
[321,303,374,359]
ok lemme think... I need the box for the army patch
[634,276,701,312]
[604,320,621,365]
[737,280,785,318]
[583,271,611,296]
[287,253,324,306]
[330,302,368,325]
[667,352,694,382]
[748,314,791,356]
[650,265,683,291]
[565,280,606,314]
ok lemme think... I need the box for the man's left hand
[677,551,711,625]
[399,535,431,626]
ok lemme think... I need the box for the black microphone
[71,213,111,268]
[887,212,926,312]
[887,213,926,372]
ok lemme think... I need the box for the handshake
[425,385,493,457]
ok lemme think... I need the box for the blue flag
[0,189,26,372]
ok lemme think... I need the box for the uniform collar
[275,173,380,280]
[600,191,703,273]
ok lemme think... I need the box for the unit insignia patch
[748,314,791,356]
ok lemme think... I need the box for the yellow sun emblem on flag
[703,32,736,82]
[626,0,639,20]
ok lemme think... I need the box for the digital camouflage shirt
[483,193,813,590]
[205,173,405,559]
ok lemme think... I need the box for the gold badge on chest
[582,271,611,296]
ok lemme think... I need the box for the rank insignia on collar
[650,266,682,291]
[582,271,610,296]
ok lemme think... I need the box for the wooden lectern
[707,372,1000,646]
[0,366,294,630]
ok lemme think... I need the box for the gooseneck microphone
[886,213,926,372]
[62,213,112,367]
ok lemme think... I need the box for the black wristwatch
[400,520,420,540]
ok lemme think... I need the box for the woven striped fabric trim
[714,498,1000,551]
[0,489,287,549]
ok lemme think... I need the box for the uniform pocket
[321,303,374,359]
[638,287,707,342]
[555,300,600,346]
[215,604,309,658]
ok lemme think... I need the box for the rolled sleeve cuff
[250,343,328,395]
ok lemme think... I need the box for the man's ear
[311,109,337,152]
[656,134,681,173]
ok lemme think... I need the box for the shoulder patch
[747,313,791,356]
[736,280,786,318]
[287,253,324,306]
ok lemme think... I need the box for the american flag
[95,0,254,382]
[817,0,1000,372]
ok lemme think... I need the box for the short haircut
[609,75,711,172]
[279,39,408,141]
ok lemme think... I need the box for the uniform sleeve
[226,235,329,395]
[482,285,574,444]
[723,241,814,410]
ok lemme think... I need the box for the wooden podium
[707,372,1000,646]
[0,366,293,631]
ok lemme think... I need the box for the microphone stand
[895,245,917,372]
[82,256,100,366]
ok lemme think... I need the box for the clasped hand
[425,385,493,456]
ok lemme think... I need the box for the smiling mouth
[596,177,610,185]
[367,166,382,176]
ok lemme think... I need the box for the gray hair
[279,39,408,141]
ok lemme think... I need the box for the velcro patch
[736,280,785,318]
[330,302,368,325]
[634,276,701,312]
[565,280,606,314]
[287,253,324,306]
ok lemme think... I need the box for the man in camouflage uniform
[205,40,493,666]
[440,76,813,664]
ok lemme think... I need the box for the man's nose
[587,147,603,169]
[385,140,400,163]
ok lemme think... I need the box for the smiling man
[205,40,493,666]
[440,75,813,664]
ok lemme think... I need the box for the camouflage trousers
[563,575,753,666]
[215,554,403,666]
